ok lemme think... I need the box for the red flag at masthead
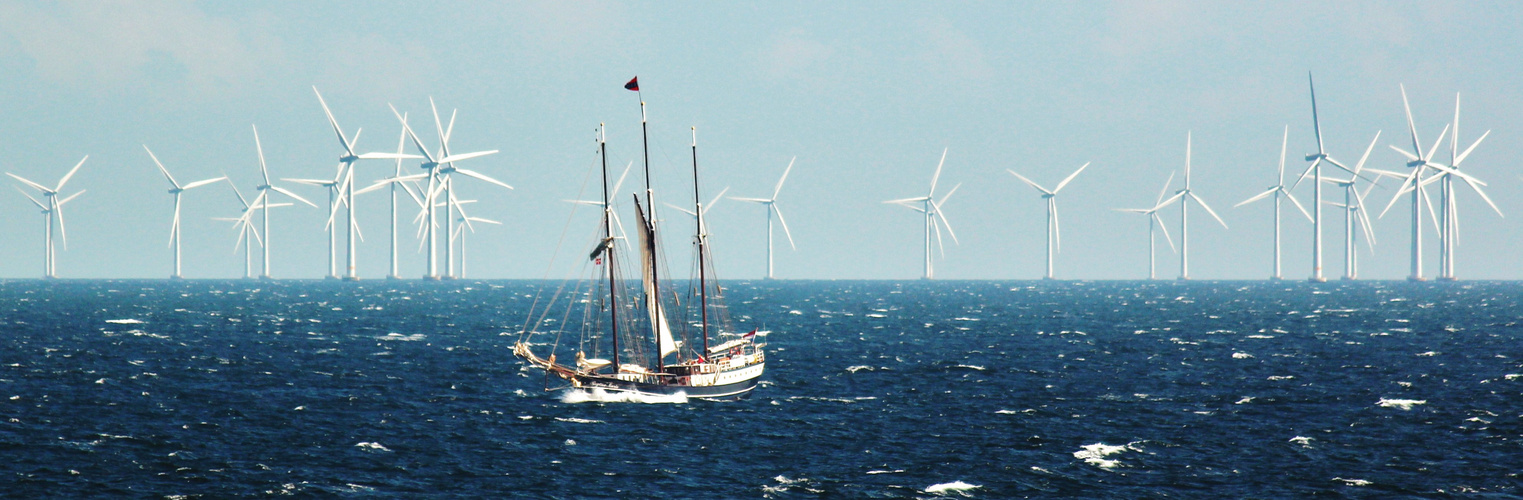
[624,77,639,91]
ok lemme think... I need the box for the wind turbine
[312,86,419,281]
[1116,172,1183,280]
[730,157,797,280]
[387,101,505,280]
[1316,131,1386,280]
[213,179,290,279]
[144,146,225,279]
[1380,84,1467,282]
[448,195,500,279]
[1234,127,1312,280]
[1291,73,1369,283]
[1175,132,1228,280]
[1434,93,1502,281]
[884,148,960,280]
[250,125,317,279]
[283,165,346,279]
[8,156,87,279]
[1007,162,1089,280]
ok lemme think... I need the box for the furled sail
[633,200,678,359]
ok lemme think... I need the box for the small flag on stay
[743,329,757,340]
[624,77,639,91]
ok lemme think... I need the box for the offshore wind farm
[12,4,1523,498]
[4,5,1523,281]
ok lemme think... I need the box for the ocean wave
[105,319,144,324]
[1376,398,1426,410]
[925,480,981,494]
[355,442,391,452]
[561,388,687,404]
[1074,442,1135,469]
[554,417,605,424]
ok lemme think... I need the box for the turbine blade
[729,197,773,203]
[771,157,795,200]
[453,167,514,190]
[182,177,227,191]
[1378,169,1421,219]
[1353,130,1381,174]
[1289,158,1320,191]
[1154,213,1176,253]
[253,124,271,186]
[1281,189,1313,222]
[1455,130,1490,166]
[1155,171,1175,206]
[270,185,318,208]
[14,187,45,210]
[1234,187,1277,208]
[388,103,438,164]
[928,148,947,197]
[1424,123,1450,162]
[7,173,49,193]
[932,200,959,244]
[773,205,797,250]
[313,86,355,157]
[143,145,181,189]
[1400,84,1423,154]
[1052,162,1089,193]
[1460,175,1504,217]
[1191,193,1228,228]
[1007,170,1052,195]
[438,150,499,164]
[55,155,87,191]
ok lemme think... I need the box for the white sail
[634,201,678,359]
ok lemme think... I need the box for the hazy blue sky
[1,1,1521,280]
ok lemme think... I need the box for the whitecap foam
[1234,397,1254,405]
[377,333,426,341]
[1267,375,1295,381]
[925,480,981,494]
[866,469,903,475]
[1289,436,1314,446]
[355,442,391,452]
[1333,477,1372,486]
[561,388,687,404]
[1376,398,1426,410]
[1416,351,1439,357]
[1232,352,1254,359]
[845,365,874,373]
[554,417,605,424]
[1074,442,1132,469]
[105,319,144,324]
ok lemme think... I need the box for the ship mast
[691,126,710,356]
[637,89,665,370]
[599,123,619,371]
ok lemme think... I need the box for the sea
[2,279,1521,498]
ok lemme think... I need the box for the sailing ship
[513,87,764,400]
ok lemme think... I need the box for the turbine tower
[1234,127,1311,280]
[1380,84,1457,282]
[730,158,797,280]
[250,125,317,279]
[388,102,504,280]
[1317,132,1385,280]
[1008,162,1090,280]
[1435,93,1503,281]
[214,180,291,279]
[144,146,225,279]
[1291,73,1363,283]
[1175,133,1228,280]
[283,165,346,279]
[1116,173,1183,280]
[884,148,959,280]
[8,156,87,279]
[312,87,420,281]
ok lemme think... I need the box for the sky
[0,1,1521,280]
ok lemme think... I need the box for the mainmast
[600,123,620,371]
[634,79,665,370]
[691,126,710,356]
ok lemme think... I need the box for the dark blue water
[2,280,1522,498]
